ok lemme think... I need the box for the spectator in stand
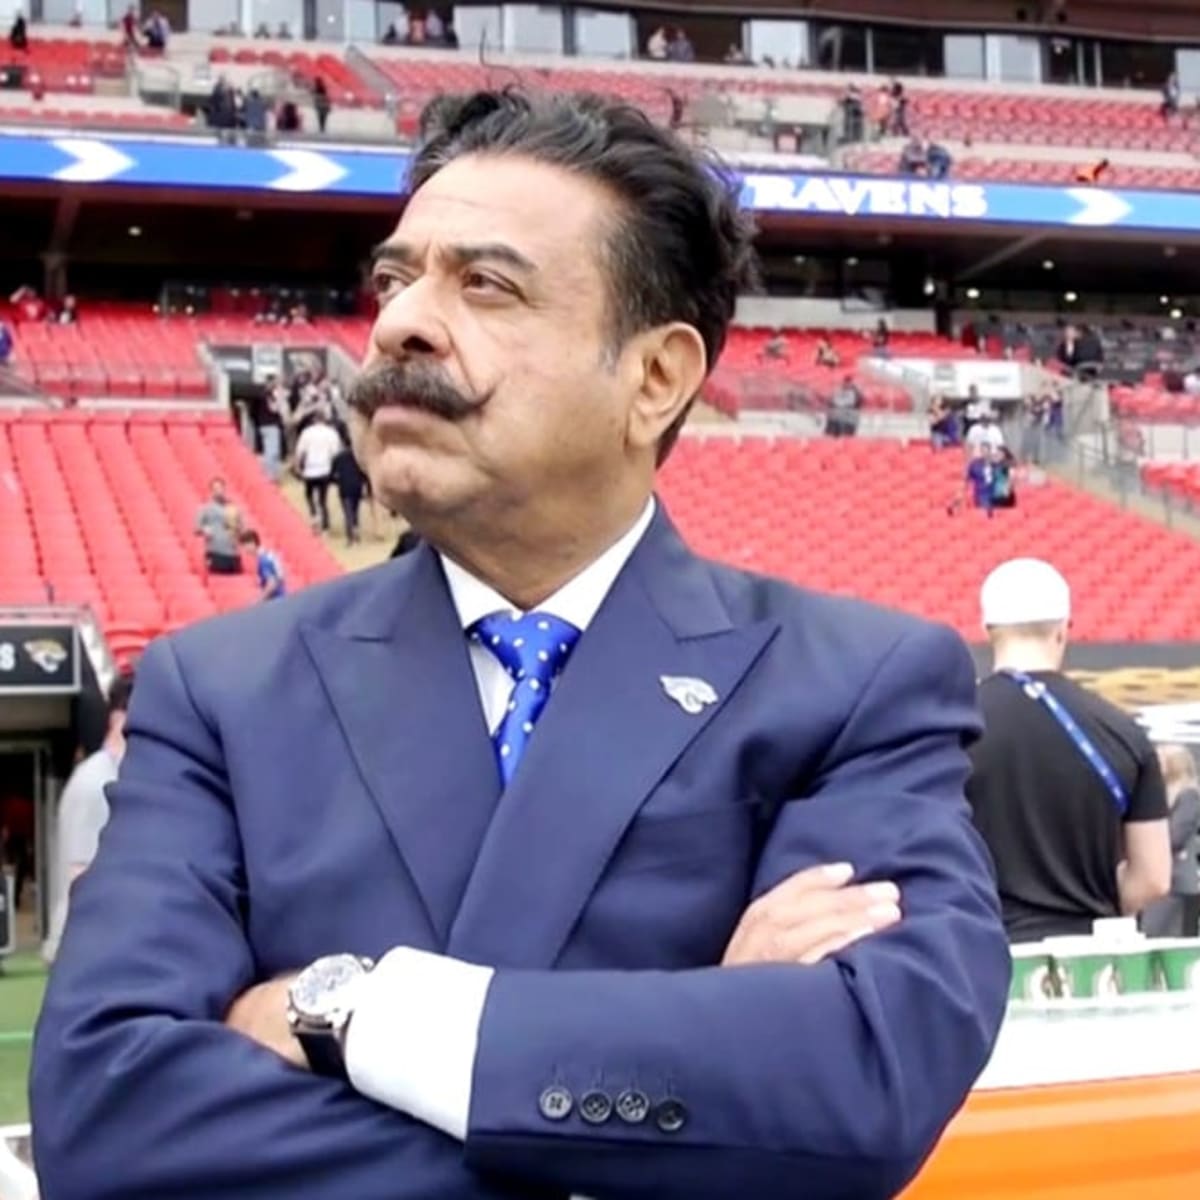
[254,21,271,37]
[667,27,695,62]
[871,318,890,356]
[120,4,140,49]
[1161,72,1181,121]
[195,477,243,575]
[989,445,1016,510]
[55,294,78,325]
[143,9,169,51]
[888,79,909,135]
[761,332,788,362]
[898,136,927,176]
[870,84,892,139]
[294,409,342,533]
[646,25,668,59]
[243,87,268,138]
[255,373,286,482]
[381,20,400,44]
[928,393,960,449]
[425,8,444,42]
[926,141,952,179]
[276,21,293,38]
[840,84,864,142]
[331,440,369,546]
[10,284,45,323]
[207,76,237,135]
[313,78,332,134]
[963,446,995,514]
[962,383,991,440]
[43,671,136,963]
[277,100,302,133]
[8,11,27,51]
[1141,744,1200,937]
[1074,157,1110,184]
[826,375,862,438]
[814,335,840,367]
[966,412,1005,455]
[240,530,287,601]
[723,43,750,65]
[1020,391,1049,464]
[0,317,12,366]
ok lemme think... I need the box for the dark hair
[239,528,261,546]
[108,670,135,716]
[409,88,759,463]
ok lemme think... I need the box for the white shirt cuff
[344,945,494,1141]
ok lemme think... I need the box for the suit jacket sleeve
[30,638,471,1200]
[464,623,1011,1200]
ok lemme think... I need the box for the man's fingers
[722,895,903,967]
[763,862,856,903]
[742,879,901,932]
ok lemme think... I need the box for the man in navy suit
[32,91,1009,1200]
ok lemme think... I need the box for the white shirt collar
[440,498,656,633]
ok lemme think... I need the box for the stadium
[1,0,1200,1196]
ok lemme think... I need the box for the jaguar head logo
[24,639,68,674]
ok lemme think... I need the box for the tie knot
[470,611,581,685]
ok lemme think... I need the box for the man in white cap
[966,557,1170,942]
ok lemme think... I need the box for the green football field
[0,953,45,1126]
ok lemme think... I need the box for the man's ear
[625,322,707,457]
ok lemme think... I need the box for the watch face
[291,954,369,1021]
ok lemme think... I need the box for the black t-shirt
[966,671,1167,943]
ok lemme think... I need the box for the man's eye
[463,271,509,295]
[371,271,405,299]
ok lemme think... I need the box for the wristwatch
[287,953,375,1077]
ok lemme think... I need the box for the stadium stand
[1,305,373,399]
[207,45,380,108]
[707,327,978,413]
[658,436,1200,642]
[0,408,341,661]
[844,147,1200,189]
[0,35,125,94]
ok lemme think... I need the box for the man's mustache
[346,363,489,423]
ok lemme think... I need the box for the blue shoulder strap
[998,670,1129,816]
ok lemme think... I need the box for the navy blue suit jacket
[32,506,1009,1200]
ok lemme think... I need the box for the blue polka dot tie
[470,611,582,787]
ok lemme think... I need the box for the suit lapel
[300,547,501,945]
[448,510,779,967]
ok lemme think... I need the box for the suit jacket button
[615,1088,650,1125]
[579,1090,613,1125]
[655,1099,688,1134]
[539,1086,573,1121]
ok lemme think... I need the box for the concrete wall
[734,297,936,331]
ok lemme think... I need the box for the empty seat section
[0,410,342,646]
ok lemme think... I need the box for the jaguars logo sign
[24,638,69,675]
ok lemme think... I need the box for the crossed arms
[32,625,1009,1200]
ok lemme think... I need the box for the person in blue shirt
[239,529,286,600]
[964,446,995,514]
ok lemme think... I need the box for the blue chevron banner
[2,131,1199,232]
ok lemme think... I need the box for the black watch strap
[295,1026,350,1078]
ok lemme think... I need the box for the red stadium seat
[0,410,342,649]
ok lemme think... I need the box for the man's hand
[224,975,307,1069]
[722,862,901,967]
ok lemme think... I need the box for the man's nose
[369,282,450,363]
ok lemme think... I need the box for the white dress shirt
[345,499,656,1141]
